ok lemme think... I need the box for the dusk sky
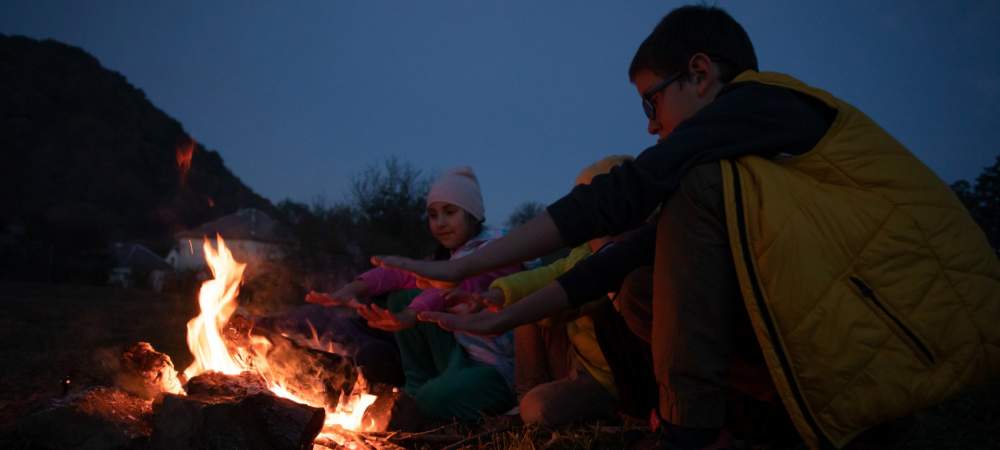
[3,1,998,226]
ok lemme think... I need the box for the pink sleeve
[357,267,418,296]
[407,263,522,312]
[407,289,445,312]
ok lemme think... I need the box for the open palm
[355,304,415,332]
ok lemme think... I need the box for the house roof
[175,208,294,244]
[111,243,172,271]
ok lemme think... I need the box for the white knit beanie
[426,166,485,221]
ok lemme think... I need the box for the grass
[0,281,997,449]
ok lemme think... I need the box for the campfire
[11,234,418,450]
[182,235,378,441]
[113,235,382,449]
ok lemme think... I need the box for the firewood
[224,317,358,407]
[150,373,325,450]
[183,370,269,398]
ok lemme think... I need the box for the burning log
[9,386,152,450]
[150,372,325,450]
[233,321,359,407]
[184,370,269,398]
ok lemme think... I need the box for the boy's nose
[647,118,660,135]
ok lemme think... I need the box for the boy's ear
[687,53,717,97]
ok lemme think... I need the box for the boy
[378,5,1000,449]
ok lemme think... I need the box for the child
[308,166,520,425]
[454,155,654,426]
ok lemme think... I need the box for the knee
[413,382,452,419]
[518,388,555,425]
[620,266,653,303]
[618,266,653,342]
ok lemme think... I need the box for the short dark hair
[628,5,757,84]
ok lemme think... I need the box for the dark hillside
[0,35,274,283]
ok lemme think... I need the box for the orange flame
[182,234,377,436]
[183,235,245,379]
[176,139,195,186]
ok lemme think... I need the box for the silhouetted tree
[506,201,545,229]
[350,157,434,259]
[274,156,436,290]
[951,154,999,254]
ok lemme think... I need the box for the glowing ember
[181,234,377,438]
[176,138,195,186]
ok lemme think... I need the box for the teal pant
[387,290,515,421]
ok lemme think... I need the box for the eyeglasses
[641,72,685,120]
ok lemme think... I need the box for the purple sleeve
[357,267,418,296]
[407,263,523,312]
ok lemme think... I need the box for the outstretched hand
[443,288,504,314]
[305,290,362,309]
[355,304,416,332]
[417,309,507,336]
[424,282,570,336]
[371,255,464,287]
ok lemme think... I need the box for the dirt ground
[0,282,196,425]
[0,282,997,449]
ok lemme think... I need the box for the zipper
[848,276,936,366]
[728,161,830,449]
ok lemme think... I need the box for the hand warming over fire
[422,282,571,336]
[305,281,367,308]
[305,291,360,308]
[371,255,465,287]
[443,288,504,314]
[355,304,416,332]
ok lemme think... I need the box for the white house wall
[172,238,286,274]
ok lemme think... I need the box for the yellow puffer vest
[721,71,1000,449]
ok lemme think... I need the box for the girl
[307,166,520,426]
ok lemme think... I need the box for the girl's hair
[431,211,484,260]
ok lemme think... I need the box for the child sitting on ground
[308,166,521,427]
[448,155,656,426]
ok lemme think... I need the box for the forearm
[557,222,655,307]
[491,262,561,305]
[494,282,570,331]
[457,212,565,278]
[348,280,369,296]
[357,267,416,295]
[335,280,369,300]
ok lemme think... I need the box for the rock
[8,386,151,449]
[116,342,183,399]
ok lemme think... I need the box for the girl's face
[427,201,476,250]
